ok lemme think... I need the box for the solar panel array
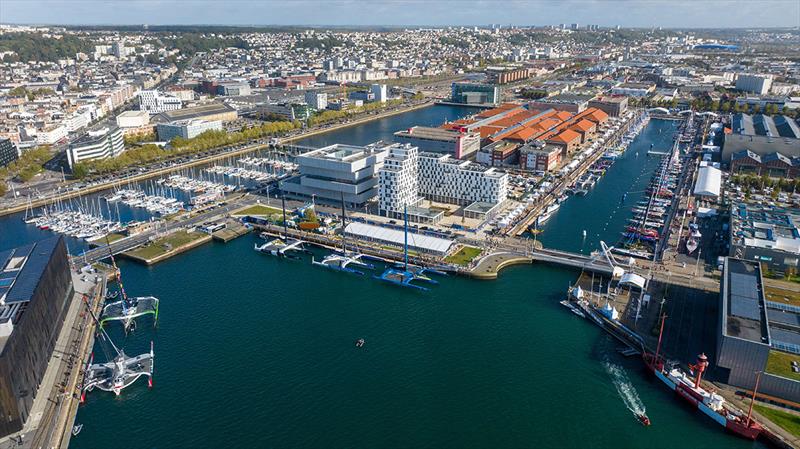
[730,271,762,321]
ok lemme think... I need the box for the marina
[0,106,774,449]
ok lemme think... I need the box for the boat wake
[604,358,646,417]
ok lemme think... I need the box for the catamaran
[312,194,374,275]
[99,236,159,333]
[254,196,309,259]
[374,205,433,291]
[80,296,154,400]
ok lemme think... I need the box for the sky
[1,0,799,28]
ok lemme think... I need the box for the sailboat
[373,205,433,291]
[254,196,308,259]
[312,193,374,275]
[80,296,154,399]
[100,236,159,333]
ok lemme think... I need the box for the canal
[0,108,765,448]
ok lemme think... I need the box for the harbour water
[0,107,765,448]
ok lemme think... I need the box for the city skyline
[1,0,799,28]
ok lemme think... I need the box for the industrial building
[393,126,481,159]
[0,138,19,168]
[611,82,655,97]
[485,66,530,84]
[0,237,72,438]
[151,102,238,125]
[722,114,800,163]
[736,73,774,95]
[588,96,629,117]
[729,202,800,273]
[450,82,500,105]
[730,150,800,179]
[280,142,391,206]
[528,93,594,113]
[716,258,800,403]
[67,126,125,168]
[156,119,222,141]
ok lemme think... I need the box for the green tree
[71,163,89,179]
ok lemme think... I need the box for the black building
[0,236,72,438]
[0,139,18,168]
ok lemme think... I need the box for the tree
[71,163,89,179]
[0,182,6,197]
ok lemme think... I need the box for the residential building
[280,142,392,206]
[450,82,500,105]
[137,90,183,114]
[0,237,72,438]
[378,144,425,219]
[36,125,68,145]
[304,91,328,110]
[418,152,508,206]
[66,126,125,168]
[393,126,480,159]
[156,119,222,142]
[736,73,774,95]
[0,138,19,168]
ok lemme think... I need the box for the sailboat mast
[281,195,288,237]
[404,204,408,270]
[340,192,347,254]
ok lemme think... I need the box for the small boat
[686,237,699,254]
[72,424,83,436]
[355,338,365,348]
[638,413,651,426]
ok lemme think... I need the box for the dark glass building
[0,139,18,168]
[0,236,72,438]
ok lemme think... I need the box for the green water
[62,115,764,448]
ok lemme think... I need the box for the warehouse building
[722,114,800,163]
[729,202,800,273]
[0,236,72,438]
[393,126,481,159]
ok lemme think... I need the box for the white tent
[619,272,647,290]
[693,166,721,198]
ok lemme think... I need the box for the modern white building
[736,73,774,95]
[304,91,328,110]
[65,111,92,133]
[36,125,68,145]
[418,152,508,206]
[378,144,423,218]
[137,90,182,114]
[156,119,222,141]
[67,126,125,168]
[279,142,392,206]
[116,110,150,128]
[370,83,387,103]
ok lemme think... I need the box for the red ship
[643,315,762,440]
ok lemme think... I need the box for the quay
[0,100,436,218]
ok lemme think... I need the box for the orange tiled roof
[548,128,581,144]
[572,119,596,133]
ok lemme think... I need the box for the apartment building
[378,144,423,219]
[418,152,508,206]
[137,90,183,114]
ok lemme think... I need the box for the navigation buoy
[582,230,587,238]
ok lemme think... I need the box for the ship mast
[654,313,667,366]
[340,192,347,256]
[746,371,762,427]
[403,204,409,271]
[281,195,288,238]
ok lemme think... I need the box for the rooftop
[722,258,770,345]
[151,102,235,124]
